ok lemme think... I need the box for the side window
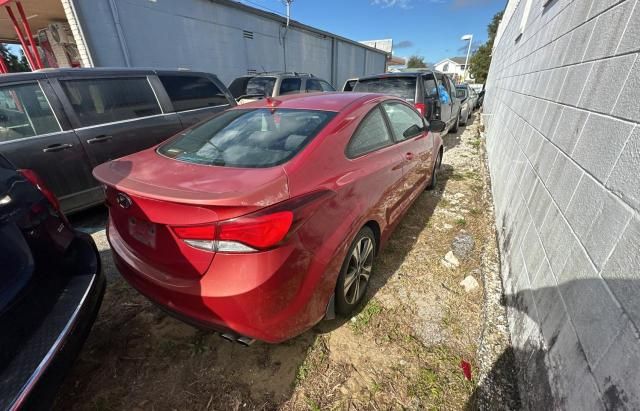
[279,78,302,95]
[447,77,457,95]
[319,80,335,92]
[0,82,61,142]
[159,75,229,111]
[424,75,438,98]
[382,102,424,141]
[346,107,393,158]
[434,74,451,105]
[343,80,357,92]
[305,79,323,93]
[60,77,161,127]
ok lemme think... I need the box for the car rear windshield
[353,77,417,102]
[158,109,336,168]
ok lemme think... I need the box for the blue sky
[242,0,506,64]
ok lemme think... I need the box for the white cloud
[370,0,413,9]
[371,0,447,8]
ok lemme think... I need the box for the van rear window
[158,109,335,168]
[353,77,417,102]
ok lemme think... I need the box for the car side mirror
[428,120,446,133]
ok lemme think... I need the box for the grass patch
[455,218,467,227]
[305,398,321,411]
[351,299,383,334]
[450,170,479,181]
[295,337,328,385]
[440,198,451,208]
[469,208,481,216]
[470,139,481,149]
[408,368,443,403]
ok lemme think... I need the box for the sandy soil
[56,111,507,410]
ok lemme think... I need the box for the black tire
[335,226,376,315]
[427,150,442,190]
[451,112,460,133]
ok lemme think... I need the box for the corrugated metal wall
[71,0,386,87]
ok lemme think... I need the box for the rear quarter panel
[283,97,407,311]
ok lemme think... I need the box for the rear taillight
[415,103,426,117]
[219,211,293,251]
[18,169,62,211]
[170,190,333,253]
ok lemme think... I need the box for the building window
[443,63,449,72]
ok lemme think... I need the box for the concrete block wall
[482,0,640,408]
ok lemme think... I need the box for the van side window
[279,78,302,95]
[0,82,61,142]
[60,77,161,127]
[305,79,323,92]
[346,107,393,158]
[319,80,335,92]
[424,75,438,98]
[159,75,229,111]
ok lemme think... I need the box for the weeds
[455,218,467,227]
[351,299,383,334]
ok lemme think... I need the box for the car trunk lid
[94,150,290,278]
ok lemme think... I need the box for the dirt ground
[56,111,504,410]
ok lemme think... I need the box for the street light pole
[461,34,473,81]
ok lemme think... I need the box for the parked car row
[0,69,338,215]
[228,72,335,104]
[455,83,480,125]
[0,68,237,214]
[1,66,458,407]
[341,70,481,136]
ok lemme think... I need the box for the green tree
[0,44,30,72]
[407,55,427,69]
[469,10,504,84]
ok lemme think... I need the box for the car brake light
[170,190,334,253]
[219,211,293,251]
[18,169,62,212]
[415,103,426,117]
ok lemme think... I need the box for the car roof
[233,72,316,80]
[232,92,391,112]
[0,67,217,84]
[357,71,436,81]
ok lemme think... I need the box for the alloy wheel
[343,236,374,305]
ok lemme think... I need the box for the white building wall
[69,0,386,87]
[483,0,640,408]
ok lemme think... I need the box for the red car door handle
[405,152,414,160]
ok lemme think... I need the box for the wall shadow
[466,279,640,410]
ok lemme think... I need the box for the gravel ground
[58,111,519,410]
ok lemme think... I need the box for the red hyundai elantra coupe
[94,92,444,344]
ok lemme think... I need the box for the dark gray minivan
[0,68,236,213]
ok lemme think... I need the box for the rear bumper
[108,217,332,343]
[0,232,105,411]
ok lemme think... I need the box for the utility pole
[461,34,473,82]
[283,0,293,27]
